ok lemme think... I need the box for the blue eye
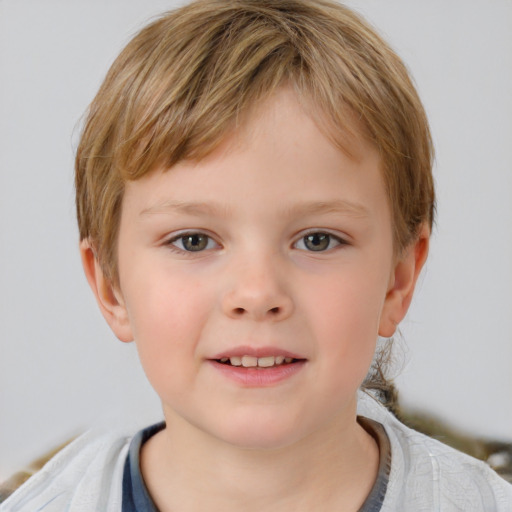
[170,233,217,252]
[295,232,343,252]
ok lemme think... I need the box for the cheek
[125,263,209,333]
[305,272,388,380]
[122,270,215,385]
[313,267,387,331]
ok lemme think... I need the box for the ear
[379,224,430,338]
[80,239,134,343]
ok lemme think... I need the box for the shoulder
[358,392,512,511]
[0,428,132,512]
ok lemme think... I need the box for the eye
[169,232,217,252]
[295,232,344,252]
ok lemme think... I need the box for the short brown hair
[76,0,434,285]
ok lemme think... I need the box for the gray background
[1,0,511,480]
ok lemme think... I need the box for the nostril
[269,307,280,315]
[233,307,245,315]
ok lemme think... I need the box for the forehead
[121,88,388,227]
[229,86,374,163]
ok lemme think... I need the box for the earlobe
[80,240,134,343]
[378,225,430,338]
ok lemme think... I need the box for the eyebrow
[282,199,370,219]
[139,199,369,219]
[140,200,229,218]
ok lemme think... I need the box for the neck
[140,405,379,512]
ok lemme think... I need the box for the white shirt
[2,393,511,511]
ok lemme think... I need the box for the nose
[221,257,294,322]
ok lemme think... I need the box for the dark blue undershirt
[122,422,164,512]
[122,417,390,512]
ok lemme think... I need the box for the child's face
[97,88,412,449]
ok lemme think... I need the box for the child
[2,0,511,510]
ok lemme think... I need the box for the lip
[210,346,304,360]
[208,346,307,387]
[208,359,306,387]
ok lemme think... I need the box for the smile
[209,349,306,387]
[218,355,296,368]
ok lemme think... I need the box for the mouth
[209,348,306,385]
[215,355,302,369]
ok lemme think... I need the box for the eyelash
[166,232,219,253]
[294,231,347,252]
[165,230,347,254]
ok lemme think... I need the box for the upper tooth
[241,356,258,367]
[258,356,275,368]
[226,355,294,367]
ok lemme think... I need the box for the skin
[82,87,429,511]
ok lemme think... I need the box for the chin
[208,412,311,451]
